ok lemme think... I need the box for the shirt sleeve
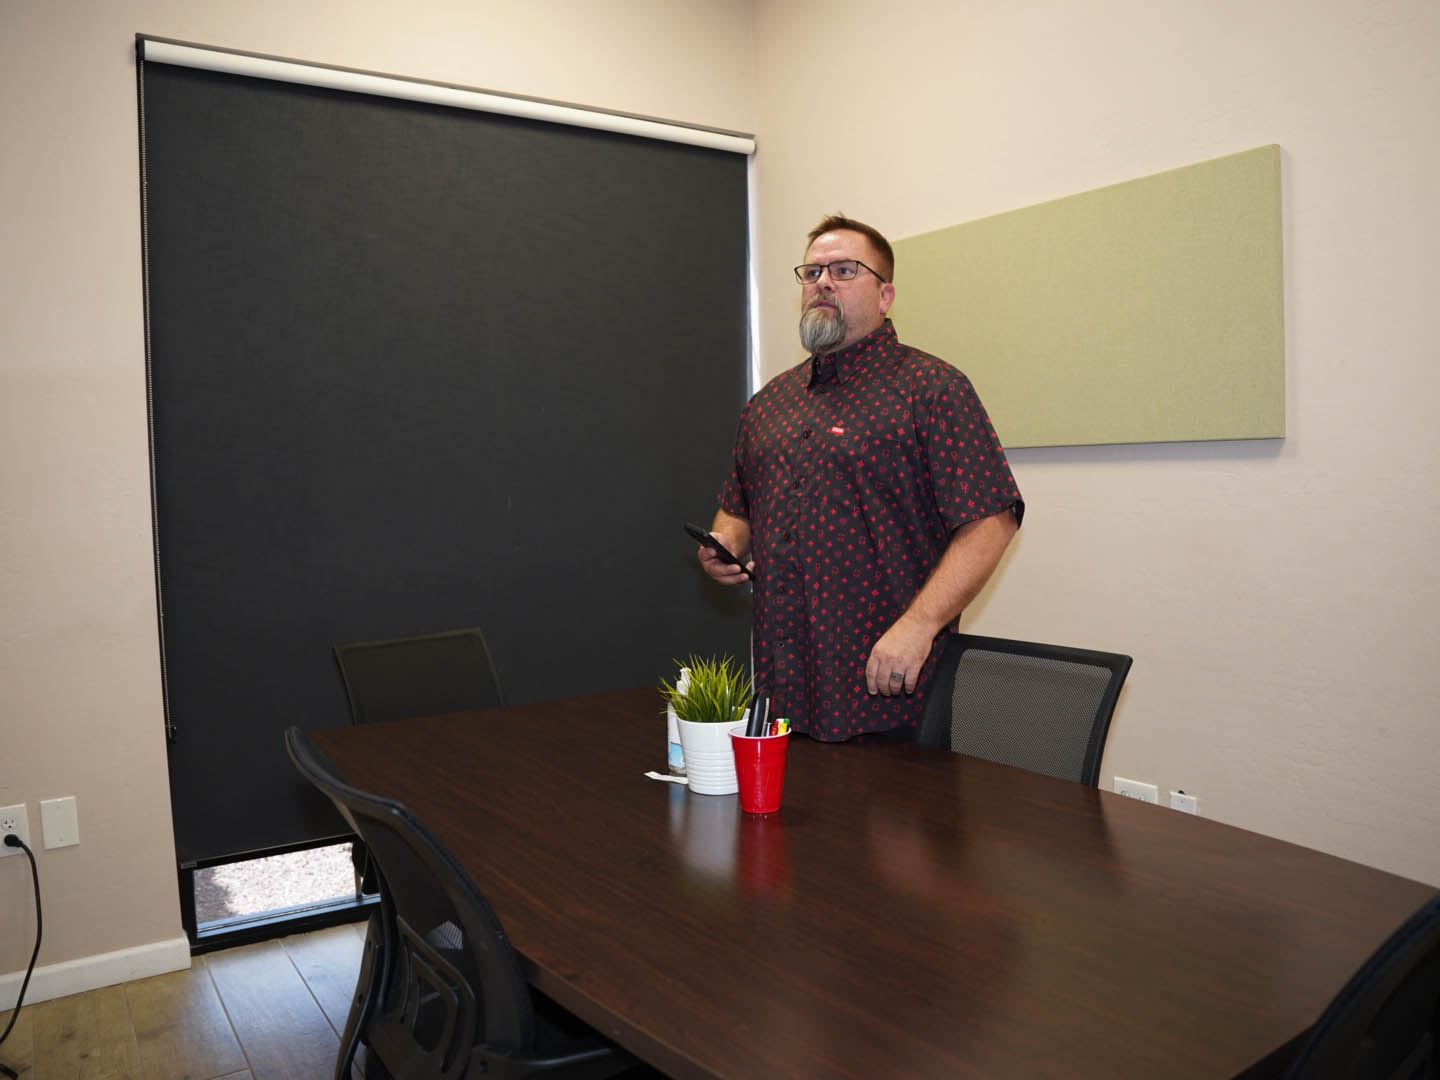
[717,401,752,519]
[915,365,1024,533]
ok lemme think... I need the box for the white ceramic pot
[677,717,747,795]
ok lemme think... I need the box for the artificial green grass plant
[659,655,753,725]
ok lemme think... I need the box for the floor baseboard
[0,936,191,1007]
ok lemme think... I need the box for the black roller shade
[139,57,752,866]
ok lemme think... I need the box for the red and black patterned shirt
[719,320,1023,741]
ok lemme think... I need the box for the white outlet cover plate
[1113,777,1159,803]
[41,796,80,848]
[1169,790,1199,815]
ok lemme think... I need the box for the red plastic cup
[729,731,790,814]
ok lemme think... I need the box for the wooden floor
[0,921,366,1080]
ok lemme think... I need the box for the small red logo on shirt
[828,425,845,436]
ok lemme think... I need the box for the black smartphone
[685,522,752,578]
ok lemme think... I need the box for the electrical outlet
[0,803,32,857]
[1169,790,1199,815]
[1113,777,1159,804]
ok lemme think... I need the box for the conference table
[310,688,1434,1079]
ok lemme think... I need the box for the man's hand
[697,541,755,585]
[865,613,937,696]
[698,509,754,586]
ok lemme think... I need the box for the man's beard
[799,296,846,354]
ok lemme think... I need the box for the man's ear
[879,282,896,316]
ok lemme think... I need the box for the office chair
[1281,890,1440,1080]
[284,726,636,1080]
[333,627,506,726]
[334,628,507,895]
[914,633,1132,787]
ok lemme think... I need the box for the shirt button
[801,429,812,439]
[791,480,801,490]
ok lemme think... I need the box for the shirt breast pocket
[837,431,911,488]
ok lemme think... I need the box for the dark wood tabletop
[310,687,1435,1079]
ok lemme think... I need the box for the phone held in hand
[684,522,752,579]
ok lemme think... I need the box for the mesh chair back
[284,727,535,1077]
[1283,891,1440,1080]
[916,634,1132,786]
[334,627,504,725]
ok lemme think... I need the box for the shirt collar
[808,319,897,387]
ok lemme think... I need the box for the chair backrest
[914,633,1132,786]
[334,627,505,725]
[284,726,536,1078]
[1282,891,1440,1080]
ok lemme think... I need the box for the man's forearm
[902,510,1019,635]
[864,509,1018,696]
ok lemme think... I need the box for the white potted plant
[660,656,752,795]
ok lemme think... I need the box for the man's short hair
[807,213,895,282]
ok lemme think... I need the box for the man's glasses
[793,259,889,285]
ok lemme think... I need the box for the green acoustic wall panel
[891,145,1284,448]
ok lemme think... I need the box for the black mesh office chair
[1281,891,1440,1080]
[284,726,636,1080]
[333,627,505,726]
[914,633,1132,787]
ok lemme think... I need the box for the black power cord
[0,833,42,1080]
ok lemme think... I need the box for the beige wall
[0,0,755,987]
[753,0,1440,885]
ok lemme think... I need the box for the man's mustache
[804,295,843,317]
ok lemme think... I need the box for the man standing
[699,214,1024,740]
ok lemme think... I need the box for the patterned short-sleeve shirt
[719,320,1023,741]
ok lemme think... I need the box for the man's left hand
[865,615,937,696]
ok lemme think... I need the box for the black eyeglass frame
[793,259,890,285]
